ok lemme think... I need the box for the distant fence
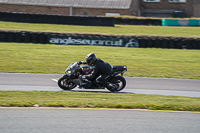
[0,11,115,26]
[0,30,200,49]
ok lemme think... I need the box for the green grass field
[0,91,200,112]
[1,21,200,37]
[0,43,200,79]
[0,21,200,111]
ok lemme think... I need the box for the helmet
[86,53,96,66]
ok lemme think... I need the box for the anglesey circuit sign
[49,36,139,47]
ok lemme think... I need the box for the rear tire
[107,76,126,92]
[58,76,77,90]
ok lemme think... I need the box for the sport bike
[58,62,127,92]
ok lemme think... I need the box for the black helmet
[86,53,96,66]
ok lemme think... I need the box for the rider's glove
[77,61,82,65]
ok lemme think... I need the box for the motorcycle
[58,62,127,92]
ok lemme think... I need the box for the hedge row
[0,30,200,49]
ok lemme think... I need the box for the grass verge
[1,21,200,37]
[0,43,200,79]
[0,91,200,112]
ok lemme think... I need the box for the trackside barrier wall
[0,11,162,26]
[189,19,200,26]
[0,11,115,26]
[162,19,200,26]
[0,30,200,49]
[3,11,200,26]
[115,18,162,26]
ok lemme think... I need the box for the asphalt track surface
[1,73,200,133]
[0,73,200,97]
[1,108,200,133]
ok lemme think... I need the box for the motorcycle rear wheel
[107,76,126,92]
[58,76,77,90]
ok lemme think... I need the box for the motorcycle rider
[77,53,113,89]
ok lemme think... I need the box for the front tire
[58,76,77,90]
[107,76,126,92]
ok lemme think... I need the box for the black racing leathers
[85,58,112,84]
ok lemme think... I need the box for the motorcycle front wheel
[107,76,126,92]
[58,76,77,90]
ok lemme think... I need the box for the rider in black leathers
[78,53,112,87]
